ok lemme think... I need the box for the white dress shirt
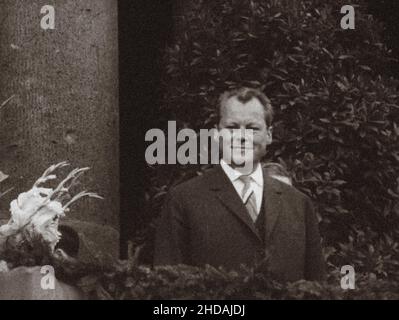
[220,160,264,214]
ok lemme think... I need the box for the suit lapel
[263,173,283,243]
[206,166,262,242]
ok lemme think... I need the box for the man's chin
[228,157,257,173]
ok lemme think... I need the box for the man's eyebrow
[246,121,261,126]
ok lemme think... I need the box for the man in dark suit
[154,87,325,282]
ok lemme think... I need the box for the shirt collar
[220,159,263,187]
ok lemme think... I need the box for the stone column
[0,0,119,259]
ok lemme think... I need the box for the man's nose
[233,127,250,143]
[240,129,246,143]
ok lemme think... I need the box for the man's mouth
[232,146,253,150]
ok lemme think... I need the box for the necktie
[239,175,258,222]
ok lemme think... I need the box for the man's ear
[266,126,273,145]
[214,122,222,136]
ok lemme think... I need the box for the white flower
[0,187,65,250]
[0,162,102,253]
[31,200,65,250]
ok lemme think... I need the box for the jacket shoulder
[269,176,313,204]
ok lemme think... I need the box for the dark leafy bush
[52,247,398,300]
[366,0,399,76]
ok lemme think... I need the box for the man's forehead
[221,96,265,118]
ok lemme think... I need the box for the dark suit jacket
[153,166,325,282]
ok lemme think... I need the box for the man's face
[218,96,272,171]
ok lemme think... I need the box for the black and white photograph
[0,0,398,305]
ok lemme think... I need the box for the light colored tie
[239,175,258,222]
